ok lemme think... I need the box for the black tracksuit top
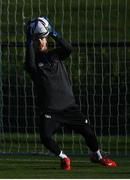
[25,36,76,112]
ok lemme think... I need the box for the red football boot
[90,155,117,167]
[61,157,71,170]
[99,156,117,167]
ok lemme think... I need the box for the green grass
[0,155,130,178]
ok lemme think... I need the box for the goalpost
[0,0,130,156]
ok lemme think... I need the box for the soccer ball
[29,17,49,37]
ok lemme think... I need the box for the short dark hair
[33,33,47,40]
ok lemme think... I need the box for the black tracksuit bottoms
[39,111,99,156]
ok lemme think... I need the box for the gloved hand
[43,16,60,38]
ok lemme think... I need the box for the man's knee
[40,134,52,144]
[81,124,95,137]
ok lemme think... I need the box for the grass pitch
[0,155,130,179]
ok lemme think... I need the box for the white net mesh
[0,0,130,155]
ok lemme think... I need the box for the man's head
[33,35,48,52]
[27,17,49,52]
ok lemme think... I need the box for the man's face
[33,36,48,52]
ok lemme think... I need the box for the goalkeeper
[24,17,117,170]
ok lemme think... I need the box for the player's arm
[25,43,37,73]
[24,22,37,79]
[45,17,73,60]
[50,35,73,60]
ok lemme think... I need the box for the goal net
[0,0,130,156]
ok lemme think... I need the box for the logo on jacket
[85,119,88,124]
[45,114,52,119]
[38,62,44,67]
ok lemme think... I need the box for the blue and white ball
[29,17,49,37]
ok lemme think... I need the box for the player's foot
[99,156,117,167]
[90,155,117,167]
[61,157,71,170]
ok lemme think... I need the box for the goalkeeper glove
[43,16,60,38]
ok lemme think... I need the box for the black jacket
[24,35,76,112]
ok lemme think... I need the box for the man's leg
[39,113,71,170]
[70,122,117,167]
[70,122,99,153]
[39,113,61,156]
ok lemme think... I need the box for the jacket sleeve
[24,43,38,80]
[50,35,73,60]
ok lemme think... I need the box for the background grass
[1,0,130,42]
[0,133,130,156]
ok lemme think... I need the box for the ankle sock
[95,150,102,160]
[59,151,68,159]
